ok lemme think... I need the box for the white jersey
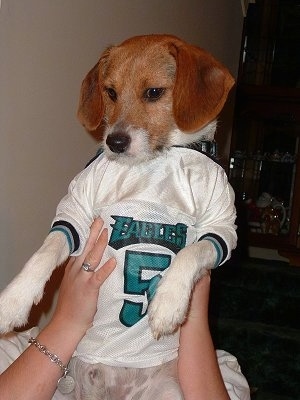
[51,147,236,368]
[0,328,251,400]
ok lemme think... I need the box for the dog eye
[144,88,165,102]
[105,88,117,102]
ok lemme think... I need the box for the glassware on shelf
[229,149,294,236]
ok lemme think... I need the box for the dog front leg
[148,240,216,339]
[0,231,69,334]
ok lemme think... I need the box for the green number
[119,250,171,327]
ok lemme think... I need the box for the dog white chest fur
[0,34,236,400]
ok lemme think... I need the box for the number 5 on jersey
[120,250,171,327]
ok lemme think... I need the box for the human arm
[178,274,230,400]
[0,218,116,400]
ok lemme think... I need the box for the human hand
[50,218,116,338]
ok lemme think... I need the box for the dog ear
[169,41,235,132]
[77,62,104,131]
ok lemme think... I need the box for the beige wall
[0,0,243,322]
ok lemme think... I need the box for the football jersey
[51,147,236,367]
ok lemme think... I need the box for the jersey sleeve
[50,154,107,256]
[194,162,237,267]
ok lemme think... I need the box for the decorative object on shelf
[260,205,283,235]
[245,192,287,235]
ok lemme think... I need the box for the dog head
[78,34,234,163]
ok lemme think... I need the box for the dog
[0,34,236,399]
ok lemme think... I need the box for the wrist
[48,315,88,342]
[37,317,86,366]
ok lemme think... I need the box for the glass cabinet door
[231,0,300,261]
[229,113,299,237]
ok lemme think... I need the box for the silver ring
[82,262,95,272]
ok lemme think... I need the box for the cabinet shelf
[248,232,290,249]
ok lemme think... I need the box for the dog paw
[0,281,43,334]
[148,282,190,339]
[0,295,27,334]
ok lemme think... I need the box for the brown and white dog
[0,35,236,399]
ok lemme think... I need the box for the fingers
[80,218,104,261]
[82,227,116,288]
[66,218,116,285]
[72,218,105,272]
[79,218,116,275]
[94,258,116,284]
[84,228,108,268]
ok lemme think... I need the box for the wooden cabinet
[229,0,300,265]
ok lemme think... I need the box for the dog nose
[106,133,131,153]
